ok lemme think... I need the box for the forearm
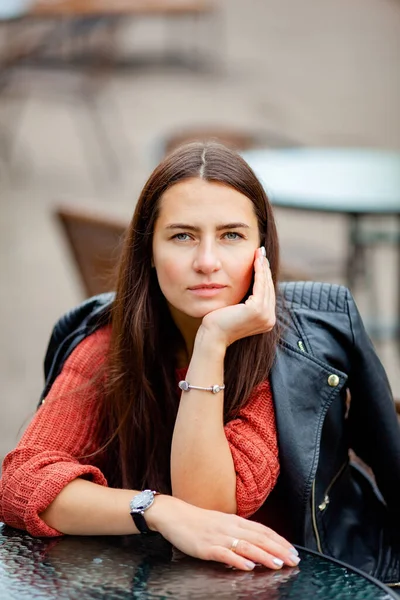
[38,477,300,572]
[171,328,237,513]
[40,478,167,536]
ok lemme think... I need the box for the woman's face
[152,178,260,324]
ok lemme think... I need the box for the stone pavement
[0,0,399,461]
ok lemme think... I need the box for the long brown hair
[98,142,280,492]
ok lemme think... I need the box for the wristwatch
[129,489,159,534]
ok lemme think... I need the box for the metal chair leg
[397,215,400,356]
[346,213,365,289]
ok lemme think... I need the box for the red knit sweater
[0,326,279,537]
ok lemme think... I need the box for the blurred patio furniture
[0,1,41,165]
[242,148,400,347]
[55,206,127,297]
[0,0,218,178]
[0,0,33,21]
[0,12,128,180]
[29,0,214,17]
[16,0,218,70]
[55,204,308,299]
[0,64,127,180]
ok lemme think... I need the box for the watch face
[130,490,155,512]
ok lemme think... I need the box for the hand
[147,495,300,571]
[200,247,276,347]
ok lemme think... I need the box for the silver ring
[230,538,240,553]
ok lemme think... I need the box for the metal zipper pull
[298,340,306,352]
[318,495,330,511]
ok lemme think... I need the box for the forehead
[157,178,258,224]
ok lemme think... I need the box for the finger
[254,248,274,301]
[208,546,257,571]
[237,518,294,551]
[251,250,275,330]
[239,532,300,567]
[225,539,296,571]
[259,249,275,312]
[262,251,274,293]
[262,261,276,312]
[250,248,267,302]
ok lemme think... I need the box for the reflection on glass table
[0,523,397,599]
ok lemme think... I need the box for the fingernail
[260,246,266,257]
[265,257,270,268]
[290,547,299,556]
[273,558,284,567]
[290,556,301,566]
[244,560,256,570]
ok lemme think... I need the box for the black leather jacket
[40,282,400,584]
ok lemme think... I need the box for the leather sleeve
[346,290,400,518]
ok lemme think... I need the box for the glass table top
[0,523,397,599]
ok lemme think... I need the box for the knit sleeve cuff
[23,464,108,538]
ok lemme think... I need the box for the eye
[223,232,244,240]
[172,233,192,241]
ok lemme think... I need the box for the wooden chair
[55,206,127,297]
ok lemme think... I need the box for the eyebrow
[165,222,250,232]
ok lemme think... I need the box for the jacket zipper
[314,463,400,587]
[311,461,347,553]
[311,480,323,553]
[298,340,306,352]
[318,461,347,511]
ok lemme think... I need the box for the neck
[168,304,202,366]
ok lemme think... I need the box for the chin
[183,300,229,319]
[180,307,214,319]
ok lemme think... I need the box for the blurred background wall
[1,0,399,462]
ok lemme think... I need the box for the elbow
[0,473,61,538]
[0,501,26,533]
[235,468,279,518]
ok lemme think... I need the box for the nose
[192,240,221,274]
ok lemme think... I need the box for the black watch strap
[130,511,155,535]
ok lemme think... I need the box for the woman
[0,143,399,584]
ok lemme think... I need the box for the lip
[188,284,227,297]
[188,284,226,290]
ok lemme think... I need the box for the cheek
[154,256,185,291]
[231,257,255,297]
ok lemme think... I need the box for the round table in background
[242,148,400,344]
